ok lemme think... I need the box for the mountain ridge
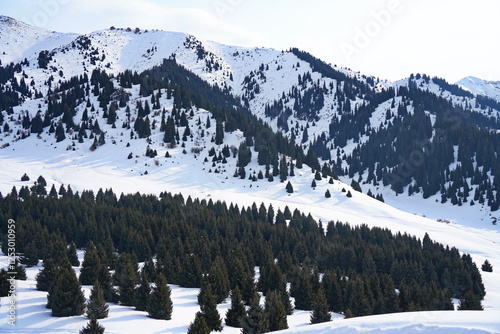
[0,16,499,224]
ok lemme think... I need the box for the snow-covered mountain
[456,76,500,102]
[1,15,500,333]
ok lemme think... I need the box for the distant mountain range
[0,15,499,224]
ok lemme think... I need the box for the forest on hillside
[0,180,486,332]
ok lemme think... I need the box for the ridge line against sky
[1,0,499,83]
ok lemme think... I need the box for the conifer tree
[68,242,80,267]
[36,258,57,291]
[207,256,230,304]
[187,311,211,334]
[97,262,115,303]
[114,253,139,306]
[147,273,173,320]
[79,317,105,334]
[134,270,151,311]
[0,269,10,297]
[310,286,331,324]
[242,292,268,334]
[48,261,85,317]
[79,241,101,285]
[458,291,483,310]
[481,260,493,272]
[86,280,109,319]
[199,283,223,331]
[225,287,246,328]
[264,291,288,332]
[286,181,294,194]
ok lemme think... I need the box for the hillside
[0,15,500,334]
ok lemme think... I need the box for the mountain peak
[456,76,500,101]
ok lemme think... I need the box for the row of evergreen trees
[0,184,486,323]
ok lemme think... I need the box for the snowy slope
[457,76,500,102]
[1,16,500,333]
[0,15,78,65]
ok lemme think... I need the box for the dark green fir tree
[199,283,223,332]
[86,280,109,319]
[48,261,85,317]
[187,311,211,334]
[79,317,105,334]
[68,242,80,267]
[225,287,246,328]
[264,291,288,332]
[242,292,268,334]
[36,258,56,291]
[147,273,173,320]
[310,286,331,324]
[134,270,151,311]
[79,241,101,285]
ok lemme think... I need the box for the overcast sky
[1,0,499,83]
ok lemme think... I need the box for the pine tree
[114,253,139,306]
[264,291,288,332]
[86,280,109,319]
[458,291,483,310]
[187,311,211,334]
[225,287,246,328]
[0,269,10,296]
[36,258,57,291]
[48,261,85,317]
[79,241,101,285]
[79,317,105,334]
[481,260,493,272]
[325,189,331,198]
[215,120,224,145]
[68,242,80,267]
[199,283,223,331]
[147,273,173,320]
[286,181,294,194]
[134,270,151,311]
[242,292,268,334]
[310,286,331,324]
[207,256,230,304]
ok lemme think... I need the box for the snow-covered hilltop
[1,15,500,334]
[457,76,500,102]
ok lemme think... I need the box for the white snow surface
[0,15,500,334]
[457,76,500,102]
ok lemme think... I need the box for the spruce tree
[68,242,80,267]
[114,253,139,306]
[286,181,294,194]
[481,260,493,272]
[241,292,268,334]
[207,256,230,304]
[48,261,85,317]
[199,283,223,332]
[0,269,10,296]
[310,286,331,324]
[187,311,211,334]
[147,273,173,320]
[79,241,101,285]
[36,258,56,291]
[79,317,105,334]
[134,270,151,311]
[86,280,109,319]
[458,291,483,310]
[225,287,246,328]
[264,291,288,332]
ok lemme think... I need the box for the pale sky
[1,0,499,83]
